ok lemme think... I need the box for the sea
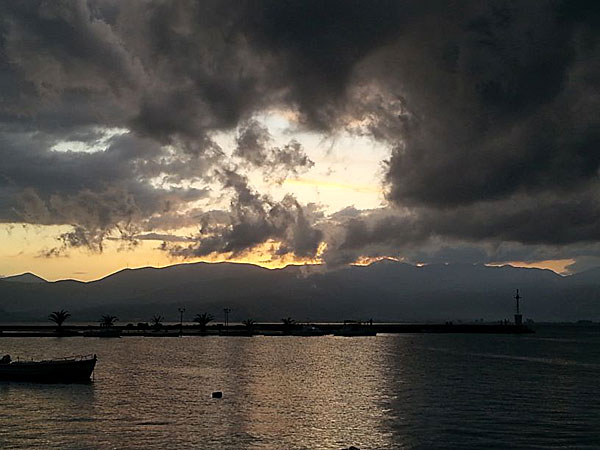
[0,324,598,449]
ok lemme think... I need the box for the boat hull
[0,356,97,383]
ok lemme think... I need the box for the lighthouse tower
[514,289,523,326]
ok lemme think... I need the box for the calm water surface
[0,325,599,449]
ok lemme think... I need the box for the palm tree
[242,318,256,333]
[99,314,118,328]
[49,310,71,330]
[151,314,164,331]
[281,316,296,334]
[194,313,214,333]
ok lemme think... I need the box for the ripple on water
[0,327,598,449]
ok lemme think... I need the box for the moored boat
[0,354,97,383]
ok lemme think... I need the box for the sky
[0,0,599,281]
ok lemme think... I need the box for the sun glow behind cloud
[0,106,582,282]
[0,109,585,282]
[1,222,328,281]
[215,110,389,213]
[1,1,597,282]
[51,128,129,153]
[1,222,579,282]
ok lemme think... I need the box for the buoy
[211,391,223,398]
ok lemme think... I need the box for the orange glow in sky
[1,221,576,281]
[487,259,575,275]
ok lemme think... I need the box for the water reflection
[207,336,397,449]
[0,328,599,449]
[0,382,97,448]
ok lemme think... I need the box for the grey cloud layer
[380,2,599,207]
[0,1,598,266]
[166,169,323,259]
[321,188,600,267]
[234,120,313,181]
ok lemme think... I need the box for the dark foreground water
[0,325,599,449]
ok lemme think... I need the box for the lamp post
[223,308,231,333]
[178,307,185,336]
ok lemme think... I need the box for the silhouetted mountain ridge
[2,272,47,283]
[0,261,599,322]
[565,266,600,286]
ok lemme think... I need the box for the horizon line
[0,259,579,284]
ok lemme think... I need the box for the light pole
[178,307,185,336]
[223,308,231,333]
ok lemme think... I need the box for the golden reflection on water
[213,336,399,449]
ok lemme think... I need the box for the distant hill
[0,261,599,322]
[564,267,600,286]
[2,272,47,283]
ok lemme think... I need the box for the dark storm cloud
[234,120,313,181]
[0,0,598,265]
[564,254,600,273]
[245,0,599,216]
[0,130,210,252]
[239,0,407,129]
[261,0,600,266]
[0,0,318,254]
[322,184,600,266]
[234,120,271,166]
[166,169,323,259]
[374,1,600,207]
[132,233,194,243]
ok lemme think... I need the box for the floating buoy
[211,391,223,398]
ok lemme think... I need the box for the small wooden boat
[0,354,97,383]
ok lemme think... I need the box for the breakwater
[0,322,533,337]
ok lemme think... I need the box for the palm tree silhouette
[242,318,256,333]
[100,314,118,328]
[281,316,296,334]
[49,310,71,331]
[151,314,164,331]
[194,313,214,333]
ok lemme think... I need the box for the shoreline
[0,322,535,337]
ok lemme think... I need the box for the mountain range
[1,260,599,322]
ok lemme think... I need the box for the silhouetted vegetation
[48,310,71,330]
[99,314,118,328]
[242,318,256,332]
[281,316,296,334]
[194,312,214,333]
[151,314,164,331]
